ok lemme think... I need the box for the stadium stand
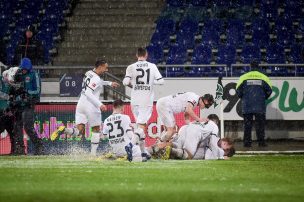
[0,0,303,77]
[146,0,304,77]
[0,0,75,66]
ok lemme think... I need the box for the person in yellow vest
[236,60,272,147]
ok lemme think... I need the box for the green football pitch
[0,155,303,202]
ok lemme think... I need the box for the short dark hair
[95,59,107,68]
[113,99,124,108]
[207,114,219,124]
[137,47,147,57]
[225,146,236,157]
[201,94,214,105]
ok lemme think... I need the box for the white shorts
[156,98,175,128]
[75,100,101,127]
[131,105,152,124]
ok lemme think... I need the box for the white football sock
[90,132,100,156]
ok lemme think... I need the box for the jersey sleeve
[121,115,133,140]
[123,65,132,86]
[87,75,101,91]
[153,65,164,85]
[208,135,224,159]
[187,93,199,107]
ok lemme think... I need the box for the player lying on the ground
[148,114,235,160]
[102,99,143,162]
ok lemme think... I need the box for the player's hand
[157,142,168,149]
[111,82,120,88]
[224,156,230,160]
[100,105,107,111]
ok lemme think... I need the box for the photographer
[8,58,44,155]
[0,67,24,155]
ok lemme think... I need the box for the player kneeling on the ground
[102,99,142,162]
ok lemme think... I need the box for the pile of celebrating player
[50,47,235,161]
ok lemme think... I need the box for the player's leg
[255,113,267,147]
[90,125,100,156]
[88,110,102,156]
[130,105,152,161]
[156,99,176,142]
[51,107,86,141]
[243,113,253,147]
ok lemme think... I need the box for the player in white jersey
[51,60,119,156]
[172,114,234,160]
[149,114,234,160]
[102,99,142,162]
[122,47,164,161]
[156,92,214,142]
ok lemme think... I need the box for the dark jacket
[16,38,44,65]
[236,70,272,114]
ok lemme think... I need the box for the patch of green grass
[0,155,303,202]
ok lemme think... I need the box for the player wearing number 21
[51,60,119,156]
[122,47,164,161]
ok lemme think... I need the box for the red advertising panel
[0,103,199,154]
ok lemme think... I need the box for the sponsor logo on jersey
[92,83,96,88]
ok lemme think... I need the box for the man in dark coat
[236,61,273,147]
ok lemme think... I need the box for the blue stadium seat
[296,67,304,76]
[190,0,208,7]
[166,0,186,8]
[146,45,164,64]
[203,19,224,34]
[213,0,231,8]
[166,44,187,76]
[240,44,261,63]
[0,13,11,38]
[266,43,285,63]
[260,4,278,21]
[192,44,212,65]
[276,30,295,47]
[179,18,199,34]
[289,44,303,64]
[150,30,170,48]
[155,18,176,36]
[298,19,304,34]
[284,0,304,19]
[234,0,255,7]
[216,44,236,66]
[176,30,196,49]
[266,43,287,76]
[166,44,187,65]
[274,16,293,32]
[261,0,279,7]
[251,18,270,47]
[226,19,245,46]
[191,44,212,76]
[201,30,220,47]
